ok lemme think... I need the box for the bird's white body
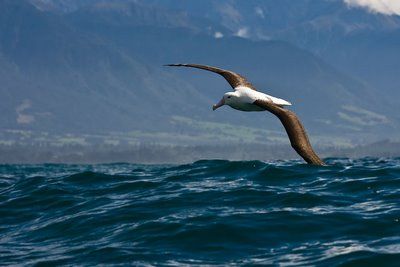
[223,86,291,112]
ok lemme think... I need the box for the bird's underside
[166,63,325,166]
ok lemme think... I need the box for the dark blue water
[1,158,399,266]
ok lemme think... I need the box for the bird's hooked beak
[212,98,225,111]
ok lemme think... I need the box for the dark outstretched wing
[165,63,256,91]
[254,99,325,165]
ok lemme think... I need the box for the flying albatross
[165,63,325,166]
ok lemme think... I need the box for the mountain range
[0,0,399,148]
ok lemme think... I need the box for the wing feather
[165,63,257,91]
[254,99,325,165]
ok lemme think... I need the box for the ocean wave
[0,158,399,265]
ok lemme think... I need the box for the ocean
[1,158,399,266]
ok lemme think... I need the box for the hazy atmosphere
[1,0,400,162]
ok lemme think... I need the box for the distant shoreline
[1,140,399,164]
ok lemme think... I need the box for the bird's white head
[213,92,239,111]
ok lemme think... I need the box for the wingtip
[164,64,183,67]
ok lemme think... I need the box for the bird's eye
[227,96,231,99]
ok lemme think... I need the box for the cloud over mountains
[344,0,400,16]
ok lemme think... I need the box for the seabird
[166,63,325,166]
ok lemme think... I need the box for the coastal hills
[0,0,398,151]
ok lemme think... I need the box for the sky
[344,0,400,15]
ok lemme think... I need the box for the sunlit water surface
[1,158,400,266]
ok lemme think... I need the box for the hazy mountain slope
[320,29,400,106]
[29,0,103,12]
[67,3,394,135]
[0,0,396,146]
[0,0,208,133]
[134,0,400,39]
[137,0,400,115]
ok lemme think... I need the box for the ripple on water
[0,158,399,265]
